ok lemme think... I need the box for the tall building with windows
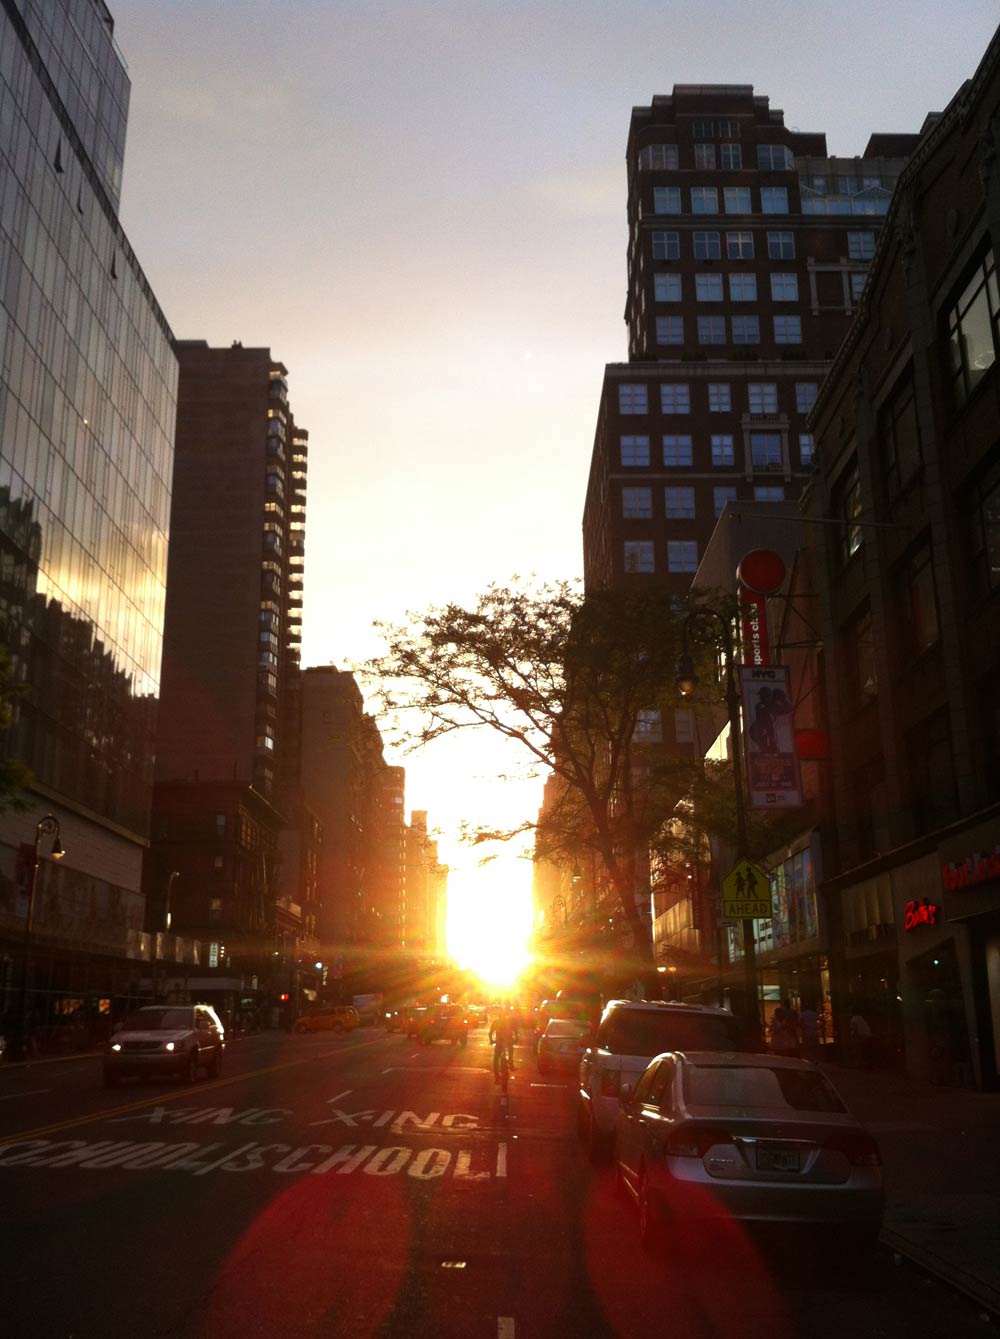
[583,85,917,597]
[147,343,309,980]
[0,1,178,1018]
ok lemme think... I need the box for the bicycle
[497,1047,511,1095]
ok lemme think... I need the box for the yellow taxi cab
[292,1005,360,1034]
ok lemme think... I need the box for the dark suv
[104,1004,225,1087]
[578,1000,743,1162]
[418,1005,469,1046]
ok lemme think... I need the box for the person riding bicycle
[489,1005,518,1083]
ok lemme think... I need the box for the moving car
[537,1018,591,1075]
[578,999,744,1163]
[418,1005,469,1046]
[293,1005,360,1034]
[615,1051,883,1248]
[103,1004,225,1087]
[405,1006,429,1037]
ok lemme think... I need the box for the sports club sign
[740,664,803,810]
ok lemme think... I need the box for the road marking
[0,1089,50,1101]
[0,1037,388,1147]
[529,1083,568,1089]
[496,1142,507,1178]
[327,1090,352,1105]
[498,1318,515,1338]
[381,1068,393,1075]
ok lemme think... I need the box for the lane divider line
[0,1088,51,1101]
[496,1142,507,1178]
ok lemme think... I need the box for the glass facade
[0,1,177,837]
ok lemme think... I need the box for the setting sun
[446,857,534,992]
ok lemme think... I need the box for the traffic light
[279,992,290,1002]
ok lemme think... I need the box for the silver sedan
[614,1050,883,1248]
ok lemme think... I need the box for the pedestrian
[769,998,801,1057]
[849,1008,873,1069]
[799,1002,821,1062]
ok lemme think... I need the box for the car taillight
[599,1069,621,1097]
[824,1131,881,1167]
[666,1125,733,1158]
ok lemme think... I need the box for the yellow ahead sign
[722,859,772,919]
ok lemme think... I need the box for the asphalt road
[0,1025,990,1339]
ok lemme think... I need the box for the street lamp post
[551,895,567,929]
[6,814,64,1063]
[165,870,179,934]
[676,610,762,1043]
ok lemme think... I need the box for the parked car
[418,1005,469,1046]
[615,1050,883,1249]
[578,999,744,1163]
[103,1004,225,1087]
[293,1005,360,1035]
[537,1018,591,1075]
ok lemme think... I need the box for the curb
[881,1227,1000,1319]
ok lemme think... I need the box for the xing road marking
[498,1320,515,1339]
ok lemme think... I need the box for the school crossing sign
[721,859,772,920]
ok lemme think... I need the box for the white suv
[104,1004,225,1087]
[577,1000,743,1163]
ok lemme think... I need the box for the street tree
[365,581,708,973]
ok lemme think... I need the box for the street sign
[721,859,772,920]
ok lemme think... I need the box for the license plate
[756,1147,800,1173]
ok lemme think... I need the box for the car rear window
[684,1064,847,1113]
[600,1011,741,1056]
[546,1020,588,1038]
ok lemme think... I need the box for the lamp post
[551,894,567,929]
[676,610,761,1042]
[165,870,179,934]
[6,815,64,1063]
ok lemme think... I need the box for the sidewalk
[823,1061,1000,1316]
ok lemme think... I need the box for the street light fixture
[676,609,761,1042]
[6,815,65,1064]
[165,870,179,934]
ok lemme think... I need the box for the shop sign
[941,844,1000,892]
[903,898,938,932]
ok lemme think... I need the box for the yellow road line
[0,1036,390,1146]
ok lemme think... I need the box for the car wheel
[184,1050,199,1084]
[103,1068,120,1089]
[333,1023,344,1034]
[208,1047,222,1079]
[638,1170,663,1250]
[586,1108,612,1165]
[294,1022,309,1035]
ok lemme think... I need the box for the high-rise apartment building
[0,1,178,1019]
[583,85,917,596]
[147,343,308,974]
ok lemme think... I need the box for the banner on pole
[740,664,803,809]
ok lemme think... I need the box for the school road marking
[0,1038,388,1147]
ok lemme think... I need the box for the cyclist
[489,1004,518,1083]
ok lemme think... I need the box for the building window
[215,813,227,837]
[717,119,740,138]
[849,271,867,302]
[835,461,864,564]
[620,434,650,466]
[727,230,754,259]
[651,231,680,260]
[847,230,876,260]
[708,383,731,412]
[661,384,691,414]
[667,540,699,573]
[656,316,685,345]
[691,186,719,214]
[714,485,737,516]
[767,231,795,259]
[624,541,655,573]
[698,315,726,344]
[619,383,648,414]
[731,315,760,344]
[947,250,1000,407]
[724,186,752,215]
[653,186,682,214]
[654,273,682,301]
[623,486,653,518]
[663,434,693,466]
[639,143,679,170]
[799,433,814,466]
[773,314,802,344]
[635,709,663,742]
[906,710,957,831]
[675,708,696,744]
[711,434,735,466]
[693,231,721,259]
[770,273,798,302]
[665,486,696,519]
[965,456,1000,593]
[696,273,723,301]
[209,898,223,924]
[720,143,742,170]
[757,144,792,171]
[760,187,789,214]
[694,143,716,170]
[901,543,940,653]
[748,382,779,414]
[878,370,921,497]
[729,273,757,302]
[844,605,878,709]
[750,432,783,470]
[795,382,818,414]
[754,485,785,501]
[691,120,714,138]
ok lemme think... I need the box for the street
[0,1022,990,1339]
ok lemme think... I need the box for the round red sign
[737,549,786,594]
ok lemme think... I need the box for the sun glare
[446,858,533,992]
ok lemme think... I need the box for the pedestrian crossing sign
[721,859,772,919]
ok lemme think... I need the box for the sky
[111,0,1000,919]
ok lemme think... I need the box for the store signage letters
[903,898,938,932]
[941,844,1000,892]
